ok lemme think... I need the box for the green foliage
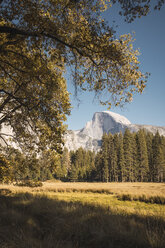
[0,0,164,157]
[95,130,165,183]
[114,0,164,23]
[118,132,125,181]
[102,133,109,182]
[146,132,154,181]
[54,130,165,183]
[39,149,60,181]
[0,0,152,153]
[68,165,78,182]
[152,132,165,182]
[123,129,135,181]
[0,153,12,183]
[1,129,165,183]
[136,130,149,181]
[3,147,59,184]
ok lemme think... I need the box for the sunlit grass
[0,182,165,248]
[1,181,165,195]
[45,191,165,218]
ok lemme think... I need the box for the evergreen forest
[0,129,165,184]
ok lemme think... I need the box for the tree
[60,147,71,179]
[156,147,165,182]
[95,151,104,181]
[68,165,78,182]
[87,151,96,181]
[146,132,153,181]
[102,133,109,182]
[136,129,149,182]
[5,147,27,181]
[0,153,12,183]
[152,132,165,182]
[117,132,125,181]
[37,149,59,179]
[107,133,118,182]
[25,153,40,181]
[0,0,148,152]
[160,136,165,181]
[113,0,165,23]
[131,133,139,181]
[152,131,161,182]
[123,129,134,181]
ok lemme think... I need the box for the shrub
[15,180,43,187]
[117,193,165,205]
[0,154,13,183]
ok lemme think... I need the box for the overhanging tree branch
[0,25,100,65]
[0,104,22,125]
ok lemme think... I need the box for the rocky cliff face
[65,111,165,151]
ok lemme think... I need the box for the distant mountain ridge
[65,111,165,151]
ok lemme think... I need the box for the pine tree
[152,131,161,182]
[112,134,119,181]
[108,134,118,181]
[123,129,134,181]
[40,150,60,181]
[102,133,109,182]
[61,148,71,180]
[85,151,96,181]
[103,159,109,182]
[118,132,125,182]
[130,133,138,182]
[146,132,154,181]
[161,136,165,157]
[69,165,78,182]
[136,129,149,182]
[107,133,113,181]
[95,151,103,181]
[160,136,165,182]
[156,147,165,182]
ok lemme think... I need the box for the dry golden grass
[0,181,165,248]
[1,181,165,196]
[43,181,165,196]
[1,181,165,217]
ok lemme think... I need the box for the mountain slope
[65,111,165,151]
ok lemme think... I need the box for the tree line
[96,129,165,182]
[0,129,165,184]
[57,129,165,182]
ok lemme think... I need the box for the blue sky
[66,3,165,130]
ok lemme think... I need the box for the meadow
[0,182,165,248]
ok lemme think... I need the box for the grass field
[0,182,165,248]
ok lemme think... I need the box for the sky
[66,3,165,131]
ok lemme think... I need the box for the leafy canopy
[112,0,164,23]
[0,0,161,152]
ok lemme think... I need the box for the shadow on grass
[117,193,165,205]
[0,191,165,248]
